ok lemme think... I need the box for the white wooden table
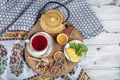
[80,0,120,80]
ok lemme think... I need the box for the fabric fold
[0,0,104,39]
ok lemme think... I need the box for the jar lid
[40,9,65,34]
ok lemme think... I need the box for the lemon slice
[65,48,79,62]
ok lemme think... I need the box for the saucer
[26,33,54,58]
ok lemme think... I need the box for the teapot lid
[40,9,65,34]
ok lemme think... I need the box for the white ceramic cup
[26,32,53,58]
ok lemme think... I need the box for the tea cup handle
[25,39,30,43]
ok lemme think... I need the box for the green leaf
[76,48,82,56]
[69,42,88,57]
[69,42,75,49]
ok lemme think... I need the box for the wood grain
[80,0,120,80]
[25,21,83,78]
[92,6,120,20]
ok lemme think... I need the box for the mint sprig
[69,42,88,57]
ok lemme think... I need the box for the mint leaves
[69,42,88,57]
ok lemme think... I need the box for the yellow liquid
[57,34,68,45]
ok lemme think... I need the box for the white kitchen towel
[0,30,90,80]
[0,40,36,80]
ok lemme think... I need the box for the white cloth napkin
[0,40,36,80]
[0,39,86,80]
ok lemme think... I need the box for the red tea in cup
[31,35,48,51]
[26,32,54,58]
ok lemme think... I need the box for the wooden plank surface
[80,0,120,80]
[84,32,120,44]
[92,6,120,20]
[101,21,120,32]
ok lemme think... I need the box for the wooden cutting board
[25,21,83,78]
